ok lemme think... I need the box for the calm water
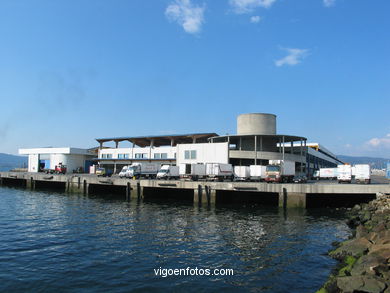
[0,186,350,293]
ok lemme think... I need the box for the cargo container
[319,168,338,180]
[206,163,234,181]
[337,165,352,183]
[179,163,206,181]
[354,164,371,184]
[234,166,250,181]
[249,165,267,181]
[156,165,180,180]
[265,160,295,183]
[119,163,160,179]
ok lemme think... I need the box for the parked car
[293,175,307,183]
[96,167,111,177]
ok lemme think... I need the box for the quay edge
[1,172,389,208]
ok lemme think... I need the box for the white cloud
[366,134,390,149]
[250,15,261,23]
[275,47,309,67]
[323,0,336,7]
[229,0,276,14]
[165,0,205,34]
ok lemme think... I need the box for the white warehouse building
[94,113,343,176]
[19,147,95,173]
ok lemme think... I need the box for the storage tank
[237,113,276,135]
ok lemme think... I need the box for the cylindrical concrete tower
[237,113,277,135]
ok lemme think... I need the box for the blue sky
[0,0,389,157]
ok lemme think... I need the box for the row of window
[101,153,170,159]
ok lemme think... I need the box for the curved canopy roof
[209,134,307,142]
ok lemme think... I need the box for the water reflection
[0,187,350,293]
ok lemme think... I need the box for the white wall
[28,154,39,172]
[176,142,229,165]
[50,154,87,172]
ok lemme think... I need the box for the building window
[154,153,161,159]
[135,153,147,159]
[191,150,196,159]
[101,154,112,159]
[118,154,129,159]
[185,150,196,160]
[161,153,168,159]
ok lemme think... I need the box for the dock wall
[1,172,389,208]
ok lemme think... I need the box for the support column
[126,182,131,201]
[194,185,202,204]
[205,186,216,206]
[149,139,154,160]
[26,177,35,190]
[279,189,306,208]
[83,180,89,196]
[254,136,257,165]
[130,182,143,199]
[282,136,285,162]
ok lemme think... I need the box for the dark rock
[337,276,386,293]
[336,276,364,292]
[357,225,369,238]
[330,237,371,260]
[368,244,390,259]
[360,276,387,293]
[350,254,387,276]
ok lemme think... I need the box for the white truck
[354,164,371,184]
[206,163,234,181]
[319,168,338,180]
[249,165,267,182]
[337,165,352,183]
[265,160,295,183]
[179,163,206,181]
[234,166,250,181]
[119,163,160,179]
[156,165,180,180]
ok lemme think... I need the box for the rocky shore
[318,193,390,293]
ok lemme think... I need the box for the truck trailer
[354,164,371,184]
[249,165,266,182]
[265,160,295,183]
[179,163,206,181]
[319,168,338,180]
[156,165,180,180]
[234,166,250,181]
[337,165,352,183]
[206,163,234,181]
[119,163,160,179]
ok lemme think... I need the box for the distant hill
[338,155,390,169]
[0,153,28,171]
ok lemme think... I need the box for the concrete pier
[0,172,389,208]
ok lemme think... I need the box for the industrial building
[95,113,343,176]
[19,147,95,173]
